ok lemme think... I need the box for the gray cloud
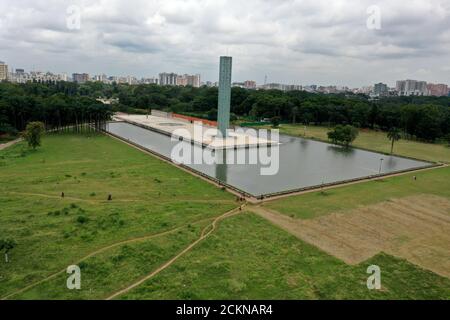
[0,0,449,87]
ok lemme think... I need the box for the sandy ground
[250,194,450,278]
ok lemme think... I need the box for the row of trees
[326,125,402,154]
[0,82,112,135]
[91,82,450,142]
[1,81,450,142]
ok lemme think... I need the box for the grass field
[265,166,450,219]
[119,213,450,300]
[260,124,450,163]
[0,133,236,299]
[1,132,449,299]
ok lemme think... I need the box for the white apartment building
[396,80,428,96]
[0,61,8,81]
[159,72,178,86]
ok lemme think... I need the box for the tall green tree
[0,238,17,263]
[387,127,402,154]
[328,125,359,147]
[23,121,45,150]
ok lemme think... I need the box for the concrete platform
[113,114,278,150]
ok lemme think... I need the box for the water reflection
[106,122,430,196]
[215,150,228,183]
[326,145,356,158]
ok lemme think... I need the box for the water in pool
[106,122,430,197]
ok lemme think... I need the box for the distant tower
[217,56,232,137]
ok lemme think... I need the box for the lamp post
[379,158,384,175]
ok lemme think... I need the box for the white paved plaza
[113,114,278,149]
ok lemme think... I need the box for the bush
[327,125,359,147]
[76,215,89,224]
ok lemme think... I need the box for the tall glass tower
[217,56,232,137]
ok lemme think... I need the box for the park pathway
[105,205,245,300]
[0,138,21,151]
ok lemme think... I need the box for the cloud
[0,0,449,86]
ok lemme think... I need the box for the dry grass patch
[251,194,450,278]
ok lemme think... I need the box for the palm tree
[0,238,17,263]
[387,127,401,154]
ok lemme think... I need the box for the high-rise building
[141,77,158,85]
[373,83,388,96]
[176,75,188,86]
[427,83,448,97]
[244,80,257,89]
[72,73,90,84]
[0,61,8,81]
[189,74,201,88]
[175,74,201,87]
[396,80,428,96]
[159,72,177,86]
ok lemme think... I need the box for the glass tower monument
[217,56,232,137]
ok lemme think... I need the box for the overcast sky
[1,0,449,87]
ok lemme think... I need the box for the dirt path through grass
[5,191,236,205]
[1,211,234,300]
[0,138,21,151]
[105,205,245,300]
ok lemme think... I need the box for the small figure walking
[61,192,65,198]
[108,194,112,201]
[413,176,417,181]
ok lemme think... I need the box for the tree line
[1,81,449,142]
[0,81,112,135]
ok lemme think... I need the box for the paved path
[0,138,22,151]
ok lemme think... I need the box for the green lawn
[0,133,236,299]
[119,213,450,300]
[264,124,450,163]
[266,166,450,220]
[1,132,449,300]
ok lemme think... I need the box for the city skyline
[1,0,449,87]
[2,59,450,94]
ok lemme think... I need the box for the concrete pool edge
[102,126,444,203]
[113,118,278,150]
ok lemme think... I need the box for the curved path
[0,212,231,300]
[5,191,236,205]
[105,205,245,300]
[0,138,22,151]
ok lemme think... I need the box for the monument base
[114,113,278,150]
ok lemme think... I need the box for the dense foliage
[23,121,45,149]
[1,81,449,141]
[0,81,112,134]
[327,125,359,147]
